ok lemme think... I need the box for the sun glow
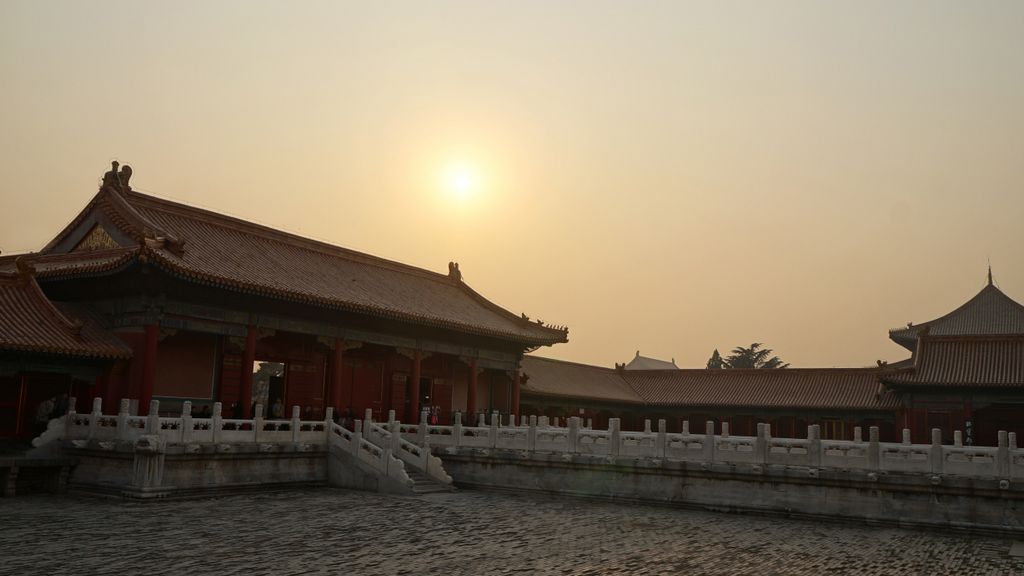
[443,162,479,201]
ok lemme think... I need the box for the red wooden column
[409,350,422,421]
[240,325,257,418]
[330,339,345,413]
[139,324,159,416]
[467,359,478,416]
[511,369,521,417]
[14,374,27,437]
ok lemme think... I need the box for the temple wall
[437,448,1024,535]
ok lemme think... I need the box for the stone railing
[327,419,409,485]
[409,413,1024,482]
[59,398,329,448]
[363,409,452,486]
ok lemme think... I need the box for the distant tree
[723,343,788,369]
[706,349,725,369]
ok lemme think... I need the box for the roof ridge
[897,284,1023,329]
[525,355,618,371]
[123,189,455,284]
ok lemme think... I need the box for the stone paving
[1,489,1023,575]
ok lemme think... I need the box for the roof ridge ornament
[101,161,132,193]
[448,261,462,282]
[988,261,994,287]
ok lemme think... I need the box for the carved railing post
[365,409,375,438]
[902,428,912,445]
[954,430,963,447]
[609,418,621,458]
[117,399,131,442]
[145,400,160,434]
[389,419,401,453]
[418,410,429,445]
[682,420,690,435]
[721,421,730,438]
[528,415,537,452]
[868,426,880,470]
[353,420,363,454]
[88,397,103,440]
[854,426,862,443]
[929,428,943,474]
[212,402,223,444]
[181,401,193,444]
[704,421,716,462]
[291,406,301,443]
[585,418,592,430]
[253,404,264,443]
[756,422,768,464]
[997,431,1010,478]
[509,413,517,427]
[489,411,499,449]
[808,424,822,468]
[656,419,667,459]
[478,413,486,427]
[568,416,580,454]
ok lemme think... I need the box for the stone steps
[407,470,453,495]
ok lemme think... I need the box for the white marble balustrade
[400,411,1023,481]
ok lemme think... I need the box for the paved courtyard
[1,488,1023,575]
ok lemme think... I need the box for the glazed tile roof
[889,283,1024,350]
[0,271,131,359]
[623,352,678,370]
[15,184,568,347]
[521,356,644,404]
[522,356,898,411]
[882,338,1024,389]
[621,368,898,410]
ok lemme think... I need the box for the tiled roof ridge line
[889,283,1022,336]
[525,355,620,372]
[40,187,168,254]
[123,189,458,285]
[40,189,106,253]
[144,248,564,345]
[455,280,568,338]
[620,367,881,374]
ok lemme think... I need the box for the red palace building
[520,273,1024,446]
[0,163,568,438]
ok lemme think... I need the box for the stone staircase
[407,470,454,495]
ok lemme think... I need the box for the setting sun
[443,162,479,201]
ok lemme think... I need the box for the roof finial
[988,259,993,286]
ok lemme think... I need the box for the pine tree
[723,343,788,369]
[706,349,725,369]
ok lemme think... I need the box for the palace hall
[0,164,567,438]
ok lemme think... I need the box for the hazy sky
[2,1,1023,368]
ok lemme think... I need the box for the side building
[0,164,568,438]
[522,275,1024,446]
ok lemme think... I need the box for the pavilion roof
[7,181,568,347]
[889,282,1024,351]
[522,355,897,411]
[0,270,131,360]
[623,351,678,370]
[881,337,1024,389]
